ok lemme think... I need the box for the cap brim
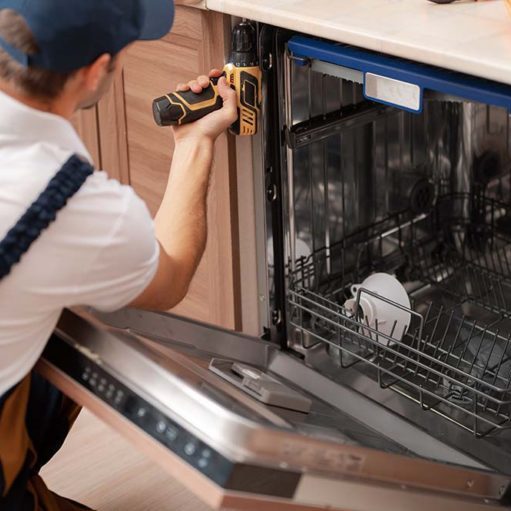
[138,0,174,40]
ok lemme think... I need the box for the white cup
[343,273,411,346]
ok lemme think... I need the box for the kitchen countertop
[206,0,511,86]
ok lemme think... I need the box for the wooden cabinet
[71,108,100,168]
[73,7,241,330]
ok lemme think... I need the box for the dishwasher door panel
[40,308,511,511]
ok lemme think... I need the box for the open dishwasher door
[38,308,511,511]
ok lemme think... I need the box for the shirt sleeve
[69,172,160,312]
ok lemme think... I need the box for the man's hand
[172,69,238,143]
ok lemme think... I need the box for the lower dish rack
[288,194,511,437]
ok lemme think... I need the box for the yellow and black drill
[152,21,262,136]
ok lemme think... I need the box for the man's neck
[0,79,75,119]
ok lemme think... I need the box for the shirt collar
[0,89,93,163]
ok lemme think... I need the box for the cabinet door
[71,100,127,184]
[71,108,100,168]
[98,7,241,330]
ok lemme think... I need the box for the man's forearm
[129,72,237,311]
[154,137,214,299]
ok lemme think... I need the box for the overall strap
[0,154,94,280]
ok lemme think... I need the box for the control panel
[43,336,233,486]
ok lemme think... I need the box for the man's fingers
[198,75,210,88]
[188,80,203,94]
[209,68,223,78]
[217,77,238,123]
[217,76,236,104]
[177,72,221,94]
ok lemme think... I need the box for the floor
[41,410,213,511]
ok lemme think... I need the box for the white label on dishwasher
[364,72,421,112]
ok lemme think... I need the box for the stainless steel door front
[39,308,511,511]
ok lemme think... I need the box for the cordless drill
[152,21,262,136]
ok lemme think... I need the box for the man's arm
[129,71,237,311]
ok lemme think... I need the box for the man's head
[0,0,174,113]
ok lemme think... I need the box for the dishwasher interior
[269,34,511,441]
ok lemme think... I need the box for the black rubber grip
[152,82,223,127]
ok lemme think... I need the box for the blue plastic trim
[288,36,511,112]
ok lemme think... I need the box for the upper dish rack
[288,193,511,437]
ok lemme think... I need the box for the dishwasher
[39,25,511,511]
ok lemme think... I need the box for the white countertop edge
[206,0,511,87]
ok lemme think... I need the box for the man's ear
[81,54,112,93]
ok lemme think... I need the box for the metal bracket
[284,102,395,149]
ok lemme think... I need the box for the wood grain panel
[123,39,214,323]
[97,71,130,184]
[122,11,240,328]
[163,5,204,42]
[123,40,200,214]
[71,108,101,168]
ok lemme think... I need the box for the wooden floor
[41,410,213,511]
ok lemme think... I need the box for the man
[0,0,237,509]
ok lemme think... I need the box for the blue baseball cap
[0,0,174,73]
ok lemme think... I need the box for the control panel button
[136,407,147,418]
[201,449,212,459]
[164,426,178,442]
[106,386,114,400]
[198,458,209,469]
[156,421,167,434]
[184,442,197,456]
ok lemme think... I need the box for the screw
[262,53,273,71]
[272,309,282,325]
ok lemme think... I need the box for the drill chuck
[230,20,258,67]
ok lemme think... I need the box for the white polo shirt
[0,90,160,396]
